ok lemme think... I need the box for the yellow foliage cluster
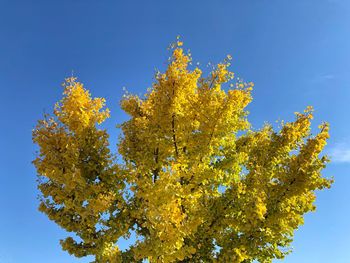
[33,41,332,263]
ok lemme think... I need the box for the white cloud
[329,143,350,163]
[311,74,335,84]
[320,74,335,80]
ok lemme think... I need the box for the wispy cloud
[329,143,350,163]
[320,74,335,80]
[311,74,335,84]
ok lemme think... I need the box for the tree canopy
[32,41,332,262]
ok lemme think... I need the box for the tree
[32,41,332,263]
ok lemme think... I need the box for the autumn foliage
[32,41,332,262]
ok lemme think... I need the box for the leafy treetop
[33,41,332,263]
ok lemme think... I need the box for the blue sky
[0,0,349,262]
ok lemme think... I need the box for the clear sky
[0,0,349,262]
